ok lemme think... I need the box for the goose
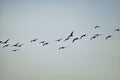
[94,34,102,37]
[18,44,24,47]
[72,38,79,43]
[39,41,45,44]
[68,31,74,38]
[12,49,19,52]
[90,36,96,41]
[30,39,38,42]
[80,34,87,39]
[94,26,100,29]
[90,34,101,41]
[55,38,62,42]
[105,35,113,40]
[43,42,49,46]
[0,41,2,43]
[2,44,9,48]
[114,29,120,31]
[13,43,19,47]
[64,37,70,41]
[1,39,10,44]
[59,47,66,50]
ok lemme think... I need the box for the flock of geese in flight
[0,26,120,52]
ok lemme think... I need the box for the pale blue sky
[0,0,120,80]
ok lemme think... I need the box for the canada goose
[114,29,120,31]
[90,36,96,41]
[94,34,102,37]
[39,41,45,44]
[12,49,19,52]
[68,31,74,38]
[43,42,49,46]
[94,26,100,29]
[105,35,113,40]
[55,38,62,42]
[0,41,2,43]
[80,34,87,39]
[72,38,79,43]
[59,47,66,50]
[18,44,24,47]
[1,39,10,44]
[2,44,9,48]
[30,39,38,42]
[64,37,70,41]
[13,43,19,47]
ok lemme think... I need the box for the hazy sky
[0,0,120,80]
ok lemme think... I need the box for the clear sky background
[0,0,120,80]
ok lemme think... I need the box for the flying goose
[90,36,96,41]
[80,34,87,39]
[12,49,19,52]
[30,39,38,42]
[2,44,9,48]
[105,35,113,40]
[59,47,66,50]
[68,31,74,38]
[72,38,79,43]
[55,38,62,42]
[13,43,19,47]
[18,44,24,47]
[43,42,49,46]
[39,41,45,44]
[114,29,120,31]
[1,39,10,44]
[94,26,100,29]
[64,37,70,41]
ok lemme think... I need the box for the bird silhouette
[1,39,10,44]
[4,39,10,44]
[105,35,113,40]
[114,29,120,31]
[18,44,24,47]
[13,43,19,47]
[68,31,74,38]
[30,39,38,42]
[80,34,87,39]
[43,42,49,46]
[55,38,62,42]
[94,26,100,29]
[94,34,102,37]
[90,34,101,41]
[72,38,79,43]
[59,47,66,50]
[39,41,45,44]
[12,49,19,52]
[0,41,2,43]
[64,37,70,41]
[0,41,3,44]
[2,44,9,48]
[90,36,96,41]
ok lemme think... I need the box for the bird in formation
[2,44,9,48]
[43,42,49,46]
[59,47,66,50]
[30,39,38,42]
[39,41,45,44]
[0,39,10,44]
[80,34,87,39]
[114,29,120,31]
[55,38,62,42]
[105,35,113,40]
[72,37,79,43]
[94,26,100,29]
[12,49,19,52]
